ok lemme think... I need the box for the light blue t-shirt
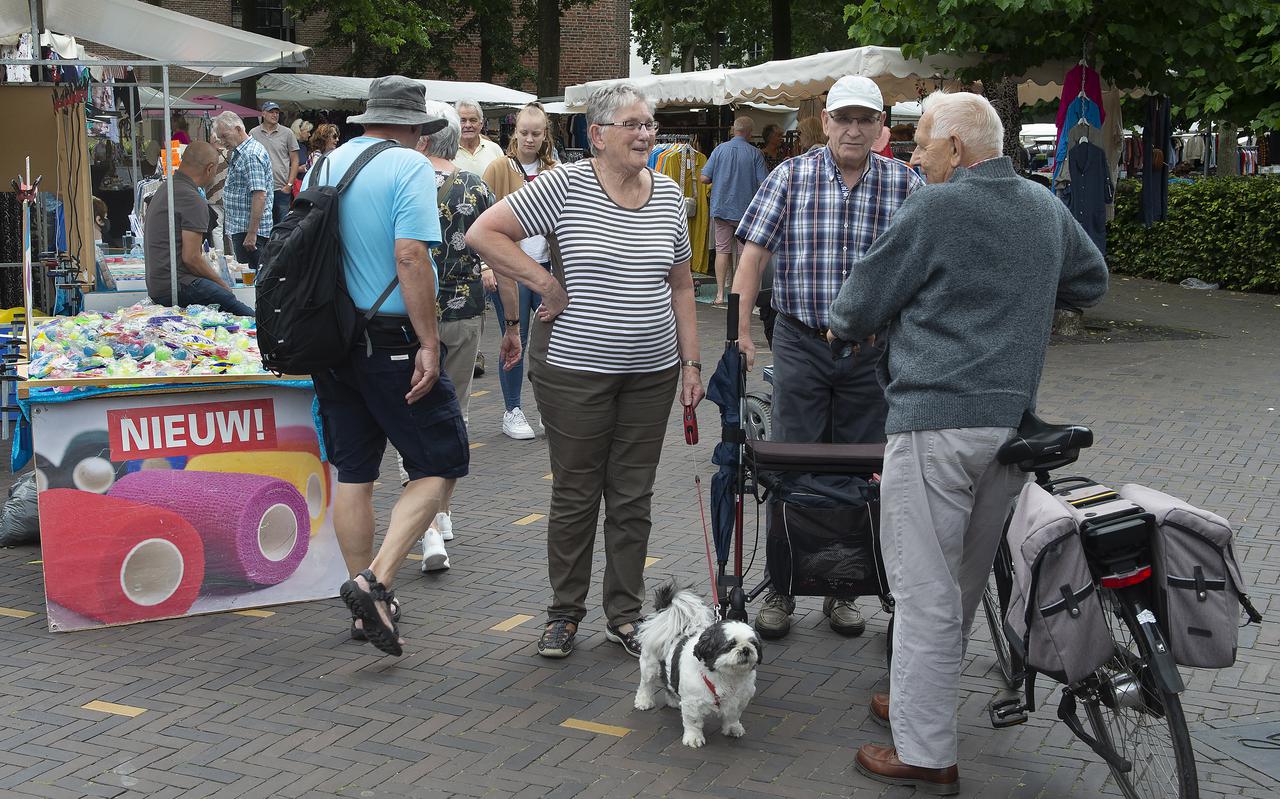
[306,137,441,314]
[701,135,768,222]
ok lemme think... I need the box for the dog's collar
[702,674,720,707]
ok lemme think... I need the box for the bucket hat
[349,76,447,133]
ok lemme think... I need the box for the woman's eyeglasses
[599,120,660,133]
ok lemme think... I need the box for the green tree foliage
[844,0,1280,129]
[285,0,451,76]
[1108,178,1280,293]
[631,0,854,73]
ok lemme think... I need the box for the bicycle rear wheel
[1079,589,1198,798]
[981,540,1020,689]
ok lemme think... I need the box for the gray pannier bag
[1005,481,1116,684]
[1117,483,1262,668]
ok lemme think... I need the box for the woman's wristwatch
[505,318,520,329]
[681,359,702,370]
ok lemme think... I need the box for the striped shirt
[222,136,274,237]
[737,148,923,329]
[506,160,693,374]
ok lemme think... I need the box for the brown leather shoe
[855,743,959,795]
[870,693,890,727]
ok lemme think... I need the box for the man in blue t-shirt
[308,76,468,658]
[700,116,767,304]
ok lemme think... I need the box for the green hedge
[1106,176,1280,293]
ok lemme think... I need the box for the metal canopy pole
[162,65,178,306]
[127,88,139,192]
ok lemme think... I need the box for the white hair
[423,100,461,159]
[454,99,483,119]
[732,115,754,135]
[585,83,655,156]
[212,110,244,135]
[922,91,1003,158]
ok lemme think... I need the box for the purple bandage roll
[108,470,310,587]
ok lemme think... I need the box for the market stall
[3,0,346,631]
[250,73,538,112]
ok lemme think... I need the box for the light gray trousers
[880,427,1025,768]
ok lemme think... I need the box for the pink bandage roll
[109,470,310,587]
[41,489,205,624]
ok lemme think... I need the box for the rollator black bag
[763,473,887,598]
[1118,484,1262,668]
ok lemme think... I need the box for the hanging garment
[1052,96,1103,181]
[651,142,711,274]
[1141,96,1171,226]
[1063,140,1112,256]
[1055,64,1106,134]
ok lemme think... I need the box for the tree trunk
[658,18,672,74]
[709,25,720,69]
[536,0,560,97]
[478,13,494,83]
[983,76,1025,172]
[1217,123,1239,176]
[771,0,791,60]
[681,43,695,73]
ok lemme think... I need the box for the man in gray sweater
[828,92,1108,794]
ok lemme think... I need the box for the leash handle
[683,403,698,445]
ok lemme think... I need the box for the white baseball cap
[826,76,884,114]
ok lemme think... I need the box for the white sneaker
[420,528,450,572]
[435,511,454,542]
[503,408,535,440]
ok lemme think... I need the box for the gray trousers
[439,315,483,424]
[528,318,679,627]
[881,427,1025,768]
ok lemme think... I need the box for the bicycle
[980,411,1199,798]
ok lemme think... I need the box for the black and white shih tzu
[634,583,762,748]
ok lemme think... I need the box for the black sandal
[538,620,577,658]
[340,570,403,656]
[351,595,400,642]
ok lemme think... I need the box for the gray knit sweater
[828,157,1108,435]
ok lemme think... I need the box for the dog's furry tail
[638,582,715,658]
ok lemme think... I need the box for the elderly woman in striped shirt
[468,84,704,660]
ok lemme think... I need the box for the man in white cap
[732,76,923,640]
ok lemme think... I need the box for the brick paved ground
[0,276,1276,798]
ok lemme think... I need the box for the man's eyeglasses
[599,120,660,133]
[828,113,882,129]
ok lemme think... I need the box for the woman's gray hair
[922,91,1003,158]
[454,99,483,119]
[422,100,461,159]
[585,84,655,154]
[212,111,244,135]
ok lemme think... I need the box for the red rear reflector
[1101,566,1152,589]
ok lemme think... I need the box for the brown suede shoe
[870,693,890,727]
[855,744,959,795]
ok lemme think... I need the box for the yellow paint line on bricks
[490,614,535,632]
[561,719,630,737]
[470,390,490,397]
[470,442,486,450]
[27,560,41,565]
[644,557,660,569]
[513,513,545,526]
[232,609,274,618]
[543,473,553,480]
[0,607,35,619]
[82,700,146,718]
[405,553,423,561]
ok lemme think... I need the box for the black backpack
[255,139,401,374]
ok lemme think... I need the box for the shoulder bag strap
[437,167,460,204]
[334,140,402,323]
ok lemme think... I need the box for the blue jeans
[153,277,254,317]
[272,190,293,224]
[489,262,549,412]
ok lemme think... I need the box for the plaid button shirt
[222,136,274,237]
[737,148,923,329]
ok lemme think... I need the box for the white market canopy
[253,73,537,111]
[565,45,1073,110]
[0,0,309,81]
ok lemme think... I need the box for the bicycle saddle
[997,410,1093,470]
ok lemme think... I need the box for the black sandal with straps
[340,569,403,656]
[538,619,577,658]
[351,595,401,642]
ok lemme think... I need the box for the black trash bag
[0,472,40,547]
